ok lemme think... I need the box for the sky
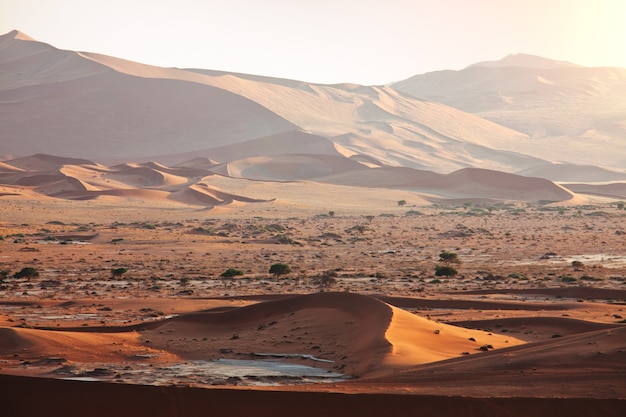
[1,0,625,85]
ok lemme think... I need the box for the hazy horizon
[2,0,625,85]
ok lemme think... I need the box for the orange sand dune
[16,174,92,195]
[167,183,271,207]
[316,166,574,202]
[105,166,192,188]
[8,293,524,378]
[0,154,276,208]
[0,161,24,172]
[363,325,626,399]
[452,316,619,341]
[0,326,177,363]
[429,168,574,201]
[136,161,213,179]
[383,305,522,368]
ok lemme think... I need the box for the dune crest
[383,305,524,368]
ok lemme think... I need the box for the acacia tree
[435,265,458,277]
[269,263,291,278]
[439,251,460,265]
[13,267,39,279]
[312,270,338,292]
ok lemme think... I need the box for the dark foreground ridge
[2,373,624,417]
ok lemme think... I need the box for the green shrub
[220,268,244,278]
[111,267,128,278]
[14,267,39,279]
[269,263,291,278]
[435,265,458,277]
[439,251,460,264]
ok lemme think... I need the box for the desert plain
[1,191,626,416]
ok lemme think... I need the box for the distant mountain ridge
[0,31,626,193]
[467,53,581,69]
[392,54,626,170]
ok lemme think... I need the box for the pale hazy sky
[1,0,625,85]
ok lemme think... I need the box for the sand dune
[383,305,522,368]
[431,168,575,201]
[168,183,271,206]
[189,130,344,164]
[3,31,625,178]
[0,154,275,208]
[218,154,367,181]
[517,163,626,182]
[1,30,559,175]
[0,33,297,160]
[392,54,626,169]
[0,293,524,379]
[0,153,581,207]
[0,326,178,364]
[562,182,626,199]
[3,154,99,171]
[317,166,574,202]
[367,326,626,399]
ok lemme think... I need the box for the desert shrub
[345,225,369,234]
[111,267,128,278]
[221,268,244,278]
[265,223,286,232]
[269,263,291,278]
[14,267,39,279]
[435,265,458,277]
[439,251,460,264]
[275,234,298,245]
[397,200,407,206]
[571,260,584,270]
[312,270,338,291]
[561,275,577,283]
[320,232,342,240]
